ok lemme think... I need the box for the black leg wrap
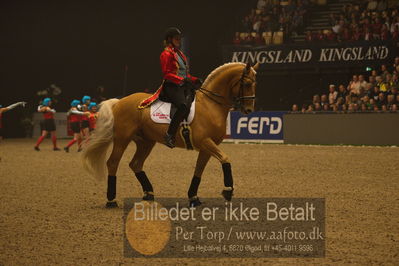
[135,171,153,192]
[135,171,154,201]
[188,176,201,199]
[222,163,234,201]
[107,175,116,201]
[222,163,233,188]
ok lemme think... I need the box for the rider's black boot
[164,105,188,148]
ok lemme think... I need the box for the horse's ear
[245,62,251,73]
[253,62,260,71]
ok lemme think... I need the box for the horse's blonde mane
[203,62,246,87]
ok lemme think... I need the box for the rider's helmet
[164,27,182,41]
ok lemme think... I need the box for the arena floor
[0,139,398,265]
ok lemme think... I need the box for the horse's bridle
[199,68,256,110]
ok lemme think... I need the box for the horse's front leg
[200,138,234,201]
[188,151,211,207]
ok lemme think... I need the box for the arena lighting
[366,67,372,71]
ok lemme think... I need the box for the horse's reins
[198,68,256,109]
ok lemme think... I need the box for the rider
[160,27,202,148]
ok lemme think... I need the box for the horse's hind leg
[129,139,156,201]
[200,138,234,201]
[188,151,210,207]
[105,137,130,207]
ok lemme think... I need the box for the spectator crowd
[232,0,311,46]
[306,0,399,43]
[292,56,399,113]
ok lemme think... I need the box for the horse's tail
[82,98,119,181]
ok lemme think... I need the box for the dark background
[0,0,395,137]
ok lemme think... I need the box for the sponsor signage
[229,111,285,142]
[223,41,397,70]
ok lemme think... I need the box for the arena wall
[284,113,399,145]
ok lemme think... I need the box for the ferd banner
[222,41,397,70]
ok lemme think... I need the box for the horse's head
[231,62,259,114]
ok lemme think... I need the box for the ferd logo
[230,111,285,140]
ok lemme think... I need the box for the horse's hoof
[142,192,154,201]
[189,197,202,207]
[222,188,234,201]
[106,200,118,208]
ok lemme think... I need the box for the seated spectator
[364,27,373,40]
[367,0,378,11]
[387,94,395,109]
[328,84,338,104]
[323,103,330,111]
[369,86,381,101]
[312,94,321,105]
[291,104,299,112]
[361,103,368,112]
[377,0,388,12]
[376,76,389,92]
[377,92,387,107]
[380,24,390,40]
[391,104,398,111]
[232,32,241,45]
[320,94,328,107]
[314,102,322,111]
[348,75,361,95]
[358,75,368,91]
[305,30,312,42]
[301,104,307,113]
[380,64,390,79]
[337,85,348,99]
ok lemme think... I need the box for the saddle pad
[150,98,196,124]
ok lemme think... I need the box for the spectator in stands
[291,104,299,112]
[312,94,320,105]
[328,84,337,104]
[391,104,398,111]
[387,94,395,109]
[367,0,378,11]
[380,64,390,80]
[323,103,330,111]
[377,92,387,107]
[376,75,389,92]
[358,75,368,92]
[314,102,322,111]
[301,104,307,113]
[369,85,381,101]
[337,84,348,99]
[348,75,361,95]
[377,0,388,12]
[232,32,241,45]
[320,94,328,107]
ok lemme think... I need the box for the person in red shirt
[34,98,60,151]
[159,27,202,148]
[0,101,26,141]
[80,95,91,141]
[64,100,90,152]
[88,102,98,132]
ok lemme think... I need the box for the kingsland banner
[222,41,397,70]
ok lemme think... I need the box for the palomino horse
[82,62,259,207]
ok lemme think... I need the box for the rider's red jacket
[160,45,198,85]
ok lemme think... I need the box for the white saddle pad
[150,98,196,124]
